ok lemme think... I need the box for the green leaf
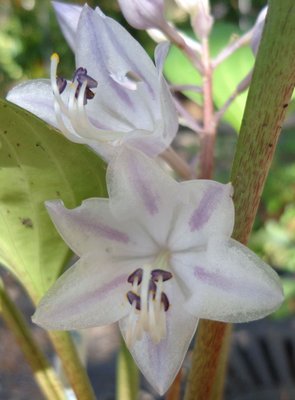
[164,23,254,131]
[0,99,107,302]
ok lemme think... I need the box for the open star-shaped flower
[7,3,177,161]
[33,148,283,394]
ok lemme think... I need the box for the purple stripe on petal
[189,185,223,231]
[194,265,274,300]
[82,8,134,108]
[69,212,130,243]
[95,273,128,300]
[95,222,130,243]
[54,273,128,318]
[128,157,160,215]
[194,266,232,291]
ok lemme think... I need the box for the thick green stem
[0,279,66,400]
[185,2,295,399]
[165,371,182,400]
[116,339,139,400]
[48,330,96,400]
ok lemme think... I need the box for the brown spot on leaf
[20,218,33,228]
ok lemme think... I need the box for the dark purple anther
[161,292,170,312]
[127,268,143,285]
[72,67,98,103]
[151,269,173,282]
[56,76,67,94]
[73,67,98,89]
[127,291,141,310]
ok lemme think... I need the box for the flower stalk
[48,331,96,400]
[184,1,295,398]
[0,279,66,400]
[116,339,139,400]
[198,37,216,179]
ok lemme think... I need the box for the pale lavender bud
[117,0,167,30]
[251,7,268,55]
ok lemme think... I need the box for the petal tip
[45,199,65,211]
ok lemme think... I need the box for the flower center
[50,53,102,143]
[125,261,173,347]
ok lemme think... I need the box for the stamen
[161,292,170,311]
[151,269,173,282]
[127,291,141,310]
[128,268,143,285]
[56,77,67,94]
[73,67,98,89]
[125,301,137,348]
[72,67,98,102]
[125,265,172,345]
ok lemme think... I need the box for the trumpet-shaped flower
[7,3,178,161]
[33,148,283,394]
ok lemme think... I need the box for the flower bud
[118,0,167,30]
[175,0,213,39]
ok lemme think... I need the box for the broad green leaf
[0,99,107,302]
[164,23,255,131]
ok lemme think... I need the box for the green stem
[184,2,295,399]
[0,279,66,400]
[48,330,96,400]
[116,339,139,400]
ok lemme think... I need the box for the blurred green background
[0,0,294,320]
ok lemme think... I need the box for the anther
[161,292,170,311]
[72,67,98,102]
[151,269,173,282]
[127,291,141,310]
[72,67,98,88]
[56,76,67,94]
[127,268,143,285]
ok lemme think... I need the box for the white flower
[32,147,283,394]
[6,3,178,161]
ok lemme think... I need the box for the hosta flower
[7,3,178,161]
[33,148,283,394]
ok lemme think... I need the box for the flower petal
[131,41,178,156]
[178,238,284,322]
[6,80,116,161]
[46,199,158,258]
[119,282,198,395]
[52,1,82,51]
[7,79,57,128]
[75,5,158,132]
[107,147,180,246]
[154,42,170,74]
[33,252,132,330]
[168,181,234,251]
